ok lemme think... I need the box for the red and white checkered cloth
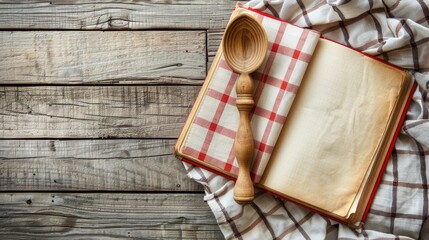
[180,8,320,182]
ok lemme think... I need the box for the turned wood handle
[234,73,255,205]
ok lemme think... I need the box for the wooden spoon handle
[234,73,255,205]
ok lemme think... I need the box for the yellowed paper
[260,39,405,217]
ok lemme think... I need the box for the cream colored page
[260,39,404,217]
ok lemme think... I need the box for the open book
[174,6,415,227]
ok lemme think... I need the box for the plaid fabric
[180,8,320,182]
[184,1,429,239]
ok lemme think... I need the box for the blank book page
[259,39,404,217]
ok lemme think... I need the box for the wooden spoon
[222,13,268,205]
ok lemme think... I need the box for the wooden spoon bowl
[223,14,267,74]
[222,13,268,205]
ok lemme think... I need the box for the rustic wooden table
[0,1,239,238]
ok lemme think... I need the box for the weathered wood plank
[0,31,205,84]
[207,29,224,69]
[0,139,201,191]
[0,0,238,30]
[0,193,222,239]
[0,85,199,138]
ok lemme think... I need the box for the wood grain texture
[0,192,222,239]
[207,29,224,69]
[0,86,199,138]
[0,139,202,191]
[0,0,238,30]
[0,31,205,84]
[0,1,234,238]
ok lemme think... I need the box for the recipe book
[174,6,415,227]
